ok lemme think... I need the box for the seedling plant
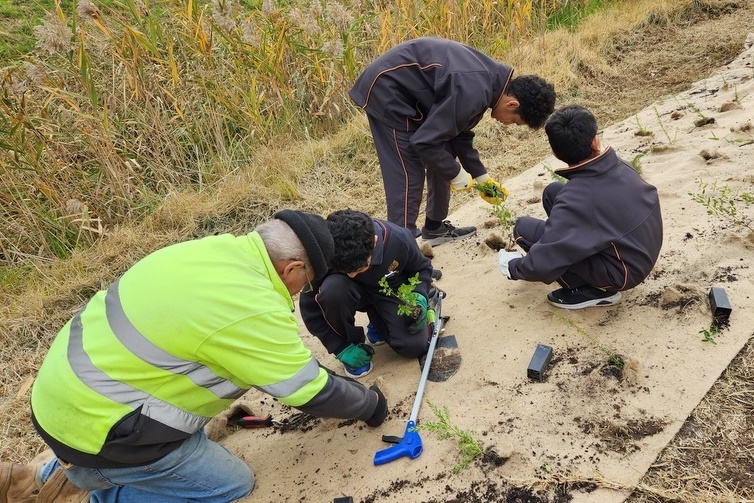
[418,401,483,474]
[555,313,625,368]
[379,272,422,317]
[543,163,567,183]
[698,324,720,345]
[653,106,677,144]
[474,181,514,234]
[634,115,653,137]
[689,179,754,233]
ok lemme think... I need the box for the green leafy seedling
[699,324,720,345]
[689,179,754,233]
[418,401,483,474]
[379,272,422,317]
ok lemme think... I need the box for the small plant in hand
[473,180,508,203]
[379,273,422,317]
[418,401,483,474]
[474,181,515,234]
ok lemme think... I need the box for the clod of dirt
[600,361,624,381]
[622,358,641,386]
[671,110,684,120]
[485,232,508,251]
[730,121,752,132]
[482,218,499,229]
[420,241,434,259]
[694,116,716,127]
[699,148,720,161]
[720,101,742,112]
[660,284,702,311]
[481,444,510,468]
[575,416,668,454]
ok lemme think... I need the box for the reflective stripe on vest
[255,357,320,397]
[105,280,245,400]
[66,279,247,433]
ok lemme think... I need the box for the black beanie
[274,210,334,280]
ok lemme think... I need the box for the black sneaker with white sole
[420,221,476,246]
[547,285,621,310]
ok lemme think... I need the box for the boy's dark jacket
[349,36,513,180]
[509,147,663,290]
[302,219,432,354]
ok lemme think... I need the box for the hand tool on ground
[226,406,307,429]
[373,290,447,465]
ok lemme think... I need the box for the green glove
[408,294,428,333]
[336,343,374,368]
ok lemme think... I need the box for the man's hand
[450,168,473,191]
[336,343,375,368]
[408,294,428,333]
[365,385,388,427]
[498,250,523,279]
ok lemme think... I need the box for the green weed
[554,313,625,368]
[689,179,754,233]
[543,163,567,183]
[698,324,719,345]
[418,401,483,474]
[653,106,677,144]
[634,115,653,137]
[631,153,645,173]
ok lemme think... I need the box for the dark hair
[507,75,556,129]
[545,105,598,165]
[326,209,375,274]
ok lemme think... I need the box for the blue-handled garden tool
[374,291,448,465]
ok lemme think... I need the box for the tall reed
[0,0,605,265]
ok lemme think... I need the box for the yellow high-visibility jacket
[31,231,376,468]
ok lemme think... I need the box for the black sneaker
[421,221,476,246]
[547,285,621,310]
[431,269,442,280]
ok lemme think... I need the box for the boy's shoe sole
[420,230,477,247]
[343,361,373,379]
[547,289,621,310]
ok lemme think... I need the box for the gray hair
[256,219,311,270]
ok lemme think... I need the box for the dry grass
[1,1,753,501]
[626,338,754,502]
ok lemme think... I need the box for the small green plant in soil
[631,152,645,174]
[491,202,514,235]
[689,179,754,233]
[474,181,514,234]
[688,102,714,127]
[379,272,422,317]
[634,115,653,137]
[418,401,483,474]
[555,313,625,368]
[653,106,677,144]
[543,163,567,183]
[699,324,720,345]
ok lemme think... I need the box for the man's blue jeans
[39,429,254,502]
